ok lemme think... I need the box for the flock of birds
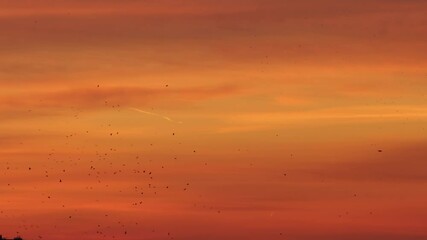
[1,84,248,240]
[1,84,386,239]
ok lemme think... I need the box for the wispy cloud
[0,85,239,119]
[129,107,183,124]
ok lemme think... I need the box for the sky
[1,1,427,239]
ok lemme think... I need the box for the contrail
[129,107,183,124]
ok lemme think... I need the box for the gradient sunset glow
[1,1,427,240]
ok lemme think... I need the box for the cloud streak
[0,85,239,110]
[129,107,183,124]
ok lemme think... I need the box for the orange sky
[1,1,427,240]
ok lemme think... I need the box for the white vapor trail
[129,107,183,124]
